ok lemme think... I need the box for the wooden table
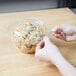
[0,8,76,76]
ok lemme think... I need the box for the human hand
[35,36,76,76]
[51,24,76,41]
[35,36,60,63]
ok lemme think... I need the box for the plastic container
[9,19,48,54]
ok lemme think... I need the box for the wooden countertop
[0,8,76,76]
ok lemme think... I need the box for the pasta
[13,19,46,54]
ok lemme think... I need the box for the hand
[51,24,76,41]
[35,36,60,63]
[35,36,76,76]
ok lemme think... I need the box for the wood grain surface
[0,8,76,76]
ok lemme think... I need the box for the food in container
[12,19,47,54]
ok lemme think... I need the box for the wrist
[49,51,63,65]
[49,52,76,76]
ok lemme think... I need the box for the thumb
[36,45,41,52]
[43,36,51,45]
[35,40,44,52]
[35,41,44,58]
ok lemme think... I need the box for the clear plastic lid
[8,19,48,54]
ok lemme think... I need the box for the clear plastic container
[9,19,48,54]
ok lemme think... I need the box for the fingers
[43,36,51,45]
[51,25,67,41]
[56,34,66,41]
[36,36,50,51]
[35,41,44,60]
[36,45,41,51]
[52,27,63,35]
[36,36,49,49]
[36,40,45,51]
[39,41,45,49]
[52,31,66,41]
[36,36,54,53]
[51,24,76,35]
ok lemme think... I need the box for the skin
[51,24,76,41]
[35,24,76,76]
